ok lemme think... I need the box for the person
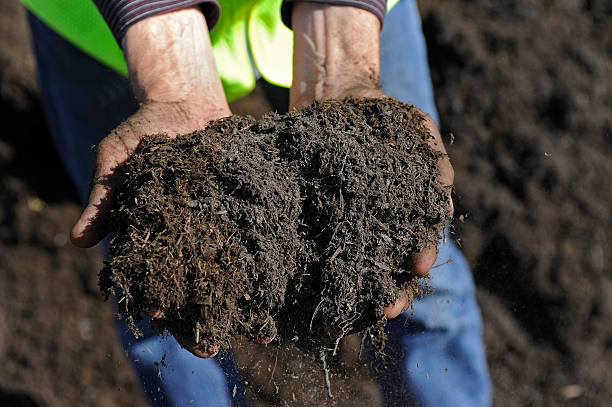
[26,0,491,405]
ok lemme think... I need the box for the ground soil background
[0,0,610,406]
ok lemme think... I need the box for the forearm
[290,3,381,109]
[72,8,231,249]
[122,7,229,117]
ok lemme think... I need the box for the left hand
[290,3,454,319]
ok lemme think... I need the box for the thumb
[71,135,127,248]
[409,246,438,276]
[71,178,114,248]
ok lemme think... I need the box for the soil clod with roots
[101,98,450,354]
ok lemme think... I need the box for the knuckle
[94,137,115,160]
[422,113,438,131]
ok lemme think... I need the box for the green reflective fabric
[21,0,128,76]
[20,0,257,101]
[210,0,257,101]
[248,0,292,87]
[20,0,399,101]
[249,0,399,88]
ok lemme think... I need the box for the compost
[101,99,450,353]
[4,0,612,405]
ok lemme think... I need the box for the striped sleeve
[93,0,221,45]
[281,0,387,29]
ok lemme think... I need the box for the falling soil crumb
[101,98,450,355]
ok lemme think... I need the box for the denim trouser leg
[28,14,247,407]
[118,319,248,407]
[29,0,490,405]
[376,2,491,406]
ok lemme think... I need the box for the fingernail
[194,344,219,358]
[254,335,275,345]
[147,307,164,319]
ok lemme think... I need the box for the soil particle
[102,98,450,353]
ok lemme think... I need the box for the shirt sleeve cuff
[94,0,220,46]
[281,0,386,29]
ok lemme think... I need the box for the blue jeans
[29,1,491,405]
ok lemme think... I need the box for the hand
[340,90,454,320]
[70,102,231,358]
[378,94,454,318]
[290,3,454,319]
[71,7,230,248]
[70,8,235,358]
[70,101,230,248]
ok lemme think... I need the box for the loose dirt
[103,99,449,354]
[3,0,612,405]
[421,0,612,405]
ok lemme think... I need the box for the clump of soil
[101,98,450,353]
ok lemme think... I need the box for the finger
[253,318,277,345]
[383,296,407,319]
[254,335,275,345]
[422,114,454,189]
[71,136,128,248]
[71,181,113,247]
[409,246,438,276]
[191,343,220,358]
[422,114,447,154]
[175,332,220,358]
[147,307,164,319]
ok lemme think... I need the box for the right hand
[70,101,230,248]
[70,7,235,358]
[71,6,231,248]
[70,102,231,358]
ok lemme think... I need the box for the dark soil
[0,2,146,406]
[0,176,145,407]
[420,0,612,405]
[2,0,612,406]
[232,334,383,406]
[103,99,448,353]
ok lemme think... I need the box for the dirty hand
[70,8,232,358]
[291,3,454,319]
[71,7,230,247]
[70,102,229,248]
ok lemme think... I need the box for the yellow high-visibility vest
[21,0,398,102]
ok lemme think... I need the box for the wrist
[122,7,229,112]
[290,3,381,109]
[141,99,230,121]
[131,100,230,138]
